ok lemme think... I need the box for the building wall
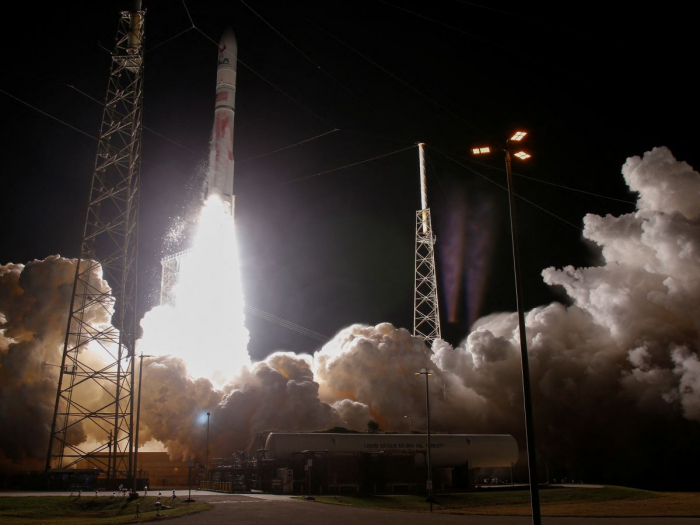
[76,452,192,488]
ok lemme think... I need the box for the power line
[146,26,195,54]
[277,145,415,187]
[240,0,315,63]
[64,74,333,159]
[461,153,636,205]
[0,88,97,140]
[373,0,580,80]
[425,149,451,204]
[242,144,415,194]
[239,1,393,125]
[4,77,628,210]
[451,0,613,42]
[428,145,584,232]
[373,0,518,55]
[65,83,199,155]
[194,26,336,129]
[302,15,480,132]
[239,128,339,163]
[339,128,416,145]
[177,0,336,127]
[245,304,330,343]
[181,0,195,27]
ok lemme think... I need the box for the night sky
[2,0,695,360]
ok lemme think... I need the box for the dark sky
[2,1,695,360]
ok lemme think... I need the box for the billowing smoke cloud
[309,147,700,487]
[136,352,342,458]
[0,256,113,469]
[1,147,699,489]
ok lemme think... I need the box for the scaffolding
[413,143,441,347]
[160,249,191,306]
[46,6,145,485]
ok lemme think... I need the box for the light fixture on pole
[472,131,541,525]
[132,353,153,495]
[415,367,434,513]
[205,412,211,477]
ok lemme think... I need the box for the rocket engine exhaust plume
[139,27,247,386]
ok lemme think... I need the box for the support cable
[302,15,480,132]
[146,26,195,54]
[372,0,571,76]
[180,0,195,27]
[2,84,628,208]
[244,305,330,343]
[238,128,339,163]
[273,145,415,188]
[194,26,335,129]
[0,88,97,140]
[429,145,584,232]
[239,0,381,117]
[460,153,636,205]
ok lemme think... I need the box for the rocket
[208,27,237,216]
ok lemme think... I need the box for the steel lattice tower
[413,143,441,347]
[46,5,145,483]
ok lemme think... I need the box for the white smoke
[0,256,114,469]
[1,147,699,488]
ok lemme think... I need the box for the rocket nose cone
[219,27,237,58]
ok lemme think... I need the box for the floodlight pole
[504,144,542,525]
[132,353,152,494]
[416,368,433,513]
[205,412,211,477]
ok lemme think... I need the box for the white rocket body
[208,27,237,216]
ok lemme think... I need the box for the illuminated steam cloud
[1,147,698,487]
[311,147,700,486]
[137,352,342,458]
[0,256,113,468]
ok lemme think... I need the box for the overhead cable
[429,145,584,232]
[302,15,480,132]
[239,128,339,163]
[245,305,330,343]
[194,27,335,129]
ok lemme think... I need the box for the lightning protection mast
[413,143,442,347]
[46,2,145,488]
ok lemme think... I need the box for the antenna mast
[413,143,442,347]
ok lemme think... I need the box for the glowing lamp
[510,131,527,141]
[514,151,531,160]
[472,147,491,155]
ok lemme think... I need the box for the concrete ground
[1,490,697,524]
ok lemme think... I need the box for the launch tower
[413,143,442,347]
[46,4,145,485]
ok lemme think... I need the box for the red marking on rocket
[208,27,237,216]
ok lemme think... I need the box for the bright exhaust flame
[139,196,250,387]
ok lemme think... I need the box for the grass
[310,485,700,517]
[0,496,211,524]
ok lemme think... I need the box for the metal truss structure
[413,143,441,348]
[413,208,442,347]
[46,7,145,483]
[160,249,191,306]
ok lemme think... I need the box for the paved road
[1,491,696,524]
[172,494,697,525]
